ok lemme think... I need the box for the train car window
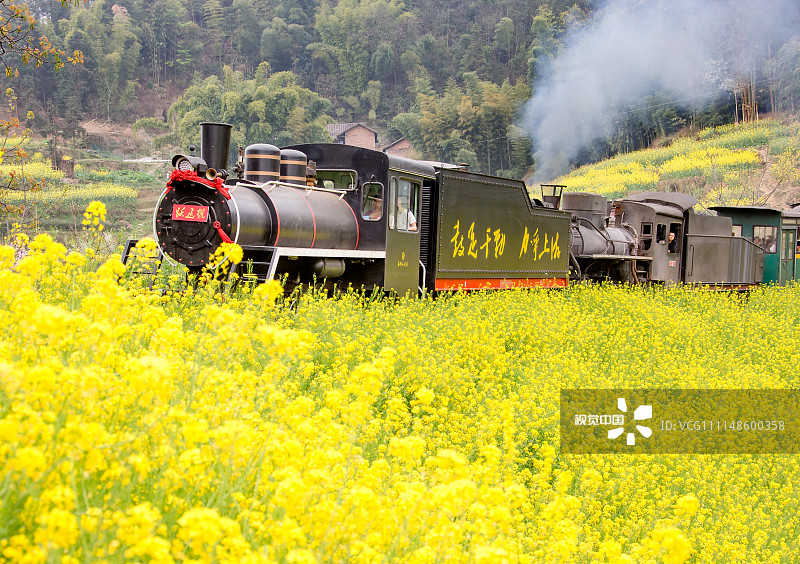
[794,227,800,258]
[753,225,778,253]
[656,224,667,244]
[781,232,792,260]
[315,170,357,191]
[640,222,652,251]
[396,178,419,232]
[389,177,397,229]
[361,183,383,220]
[732,224,742,237]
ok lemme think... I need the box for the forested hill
[5,0,800,179]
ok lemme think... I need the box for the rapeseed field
[1,233,798,563]
[0,156,141,233]
[552,119,799,208]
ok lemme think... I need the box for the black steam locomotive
[563,191,764,288]
[144,122,766,294]
[151,122,569,295]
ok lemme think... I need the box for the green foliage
[392,74,531,176]
[4,0,800,186]
[167,66,333,159]
[775,38,800,113]
[153,133,180,151]
[132,117,171,134]
[76,167,157,184]
[527,6,561,85]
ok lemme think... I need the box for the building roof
[325,122,378,137]
[626,191,698,212]
[381,137,408,151]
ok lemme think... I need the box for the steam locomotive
[141,122,799,294]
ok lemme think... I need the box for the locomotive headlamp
[172,154,208,175]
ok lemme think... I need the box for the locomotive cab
[615,192,697,285]
[288,144,435,295]
[561,192,643,283]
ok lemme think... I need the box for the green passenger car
[710,206,800,285]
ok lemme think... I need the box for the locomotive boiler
[155,123,362,283]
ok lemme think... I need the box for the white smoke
[522,0,800,182]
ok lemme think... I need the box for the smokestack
[200,122,233,174]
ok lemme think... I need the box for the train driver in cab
[367,197,382,219]
[668,231,679,253]
[397,195,417,231]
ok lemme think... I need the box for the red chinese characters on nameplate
[172,204,210,222]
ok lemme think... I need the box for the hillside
[547,117,800,211]
[2,0,800,187]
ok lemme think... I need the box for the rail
[258,180,347,199]
[419,260,427,297]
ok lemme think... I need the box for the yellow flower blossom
[0,228,799,563]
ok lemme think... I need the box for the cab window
[392,177,420,232]
[641,222,652,251]
[315,169,357,190]
[656,224,667,244]
[361,183,383,220]
[668,222,681,253]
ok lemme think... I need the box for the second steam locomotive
[149,122,798,293]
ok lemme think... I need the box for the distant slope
[546,118,800,211]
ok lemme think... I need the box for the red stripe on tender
[301,194,317,248]
[435,278,568,290]
[273,200,281,245]
[345,201,360,249]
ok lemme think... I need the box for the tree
[492,17,514,65]
[527,6,560,86]
[412,34,447,89]
[362,80,381,120]
[459,24,489,78]
[392,72,528,175]
[167,66,333,162]
[134,0,200,86]
[0,0,82,77]
[203,0,228,69]
[314,0,411,106]
[260,18,294,73]
[96,4,139,120]
[231,0,262,74]
[371,41,394,82]
[0,0,82,232]
[775,38,800,114]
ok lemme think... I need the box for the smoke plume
[522,0,800,182]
